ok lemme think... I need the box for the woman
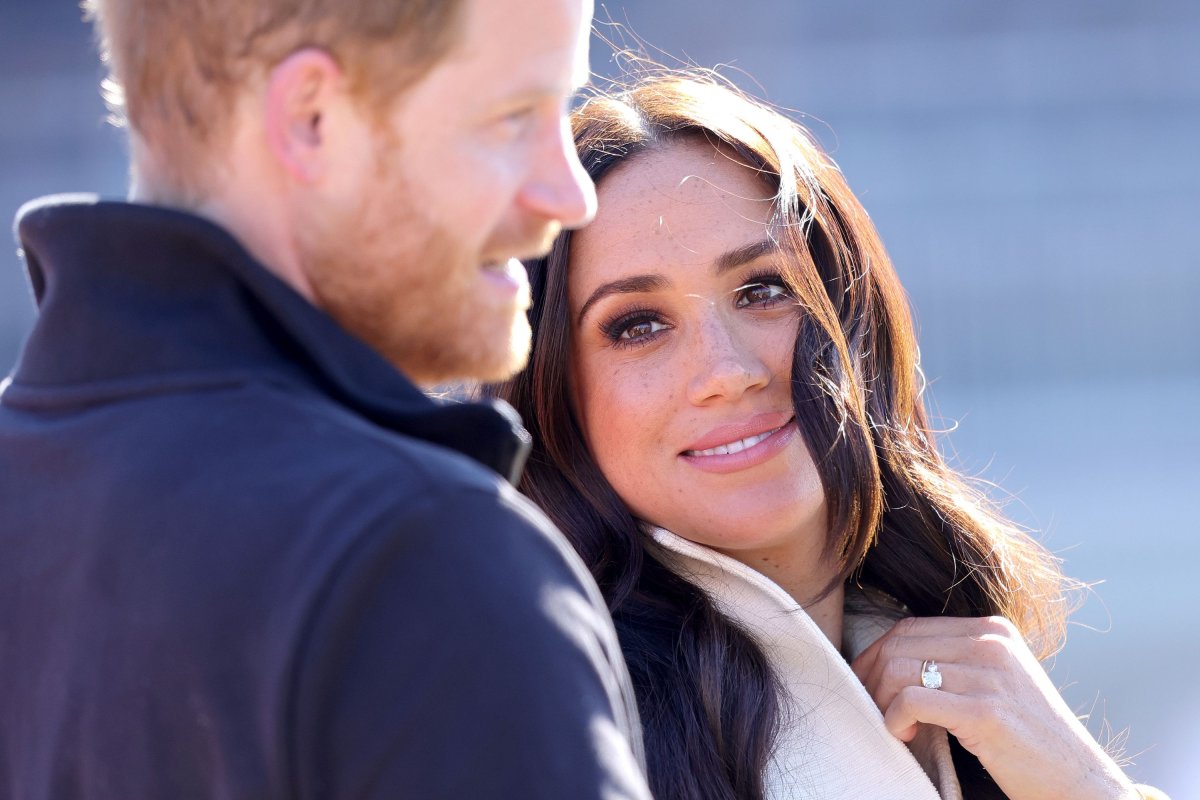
[490,74,1163,799]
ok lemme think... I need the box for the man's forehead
[572,0,595,89]
[447,0,590,70]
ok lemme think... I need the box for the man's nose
[518,119,596,230]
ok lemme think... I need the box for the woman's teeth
[686,427,781,457]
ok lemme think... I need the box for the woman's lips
[684,426,782,457]
[680,414,798,475]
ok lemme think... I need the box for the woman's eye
[618,318,667,341]
[601,312,669,348]
[736,280,791,308]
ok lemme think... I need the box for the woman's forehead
[570,141,775,282]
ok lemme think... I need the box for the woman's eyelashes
[596,274,794,349]
[600,306,669,349]
[595,275,792,350]
[734,272,793,309]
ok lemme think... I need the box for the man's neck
[129,125,317,303]
[192,191,317,302]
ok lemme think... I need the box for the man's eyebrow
[715,238,780,275]
[576,274,668,325]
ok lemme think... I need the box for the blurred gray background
[2,1,1197,794]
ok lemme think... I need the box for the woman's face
[568,139,827,566]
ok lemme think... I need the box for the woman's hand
[850,615,1141,800]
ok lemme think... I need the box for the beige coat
[650,526,962,800]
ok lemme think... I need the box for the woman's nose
[685,313,772,405]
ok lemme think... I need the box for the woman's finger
[854,634,1015,692]
[867,614,1019,644]
[869,658,1003,711]
[880,684,989,743]
[879,679,1139,800]
[851,617,1023,689]
[858,618,1144,799]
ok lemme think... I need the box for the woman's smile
[567,139,826,552]
[680,415,799,474]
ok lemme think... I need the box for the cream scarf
[649,526,962,800]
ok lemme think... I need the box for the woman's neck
[803,582,845,650]
[716,542,845,647]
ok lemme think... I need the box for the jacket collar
[648,526,962,799]
[8,195,530,482]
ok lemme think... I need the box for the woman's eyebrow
[576,274,667,325]
[714,238,779,275]
[575,239,778,326]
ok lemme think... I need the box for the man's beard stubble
[299,156,533,388]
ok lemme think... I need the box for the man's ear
[264,48,344,184]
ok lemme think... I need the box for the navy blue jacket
[0,197,650,800]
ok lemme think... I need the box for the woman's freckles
[566,139,825,554]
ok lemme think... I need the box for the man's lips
[482,222,562,271]
[480,258,530,305]
[481,257,524,276]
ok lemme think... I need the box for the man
[0,0,652,798]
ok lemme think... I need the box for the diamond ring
[920,659,943,690]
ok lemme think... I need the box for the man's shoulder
[216,379,578,576]
[56,377,550,586]
[176,377,512,502]
[288,453,650,800]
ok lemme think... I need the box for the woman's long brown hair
[489,73,1075,800]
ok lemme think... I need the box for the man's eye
[496,107,537,135]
